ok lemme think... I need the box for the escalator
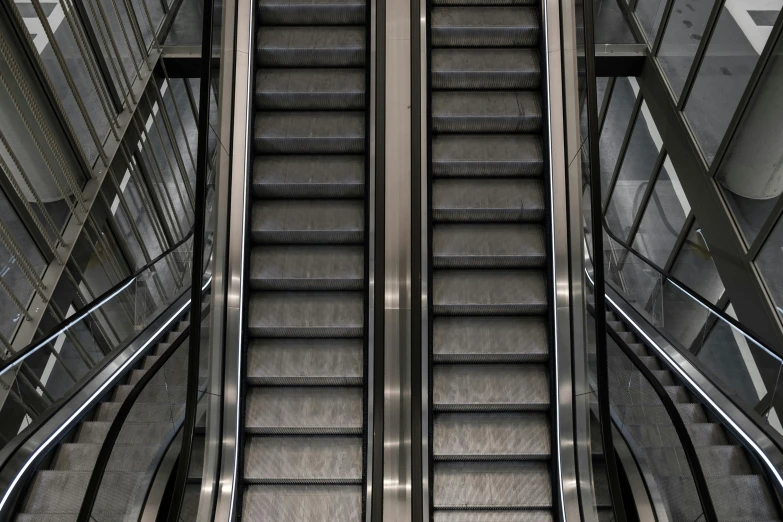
[14,316,192,521]
[595,303,782,522]
[240,0,370,519]
[426,0,553,518]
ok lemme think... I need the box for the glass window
[635,0,668,44]
[604,101,660,242]
[632,156,690,267]
[599,78,637,196]
[656,0,717,97]
[595,0,637,44]
[755,214,783,321]
[684,5,780,164]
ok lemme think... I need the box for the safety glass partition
[0,232,193,450]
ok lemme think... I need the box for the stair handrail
[0,227,196,379]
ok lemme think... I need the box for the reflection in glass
[684,6,777,164]
[657,0,716,97]
[599,78,637,193]
[635,0,668,43]
[632,156,690,267]
[604,101,660,241]
[755,215,783,321]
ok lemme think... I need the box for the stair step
[113,383,186,403]
[244,436,362,483]
[433,461,551,509]
[250,246,363,290]
[256,27,365,67]
[248,292,363,337]
[433,412,550,460]
[53,443,159,472]
[254,112,365,154]
[245,387,362,434]
[621,403,708,425]
[432,135,543,177]
[433,316,548,363]
[251,200,364,244]
[76,422,174,445]
[657,475,779,521]
[697,445,753,475]
[243,485,362,522]
[433,179,544,222]
[433,270,547,315]
[256,69,365,110]
[433,512,553,522]
[432,91,542,134]
[625,423,728,448]
[257,0,365,25]
[433,0,538,5]
[93,402,174,423]
[433,224,545,268]
[253,156,364,198]
[247,339,363,385]
[433,364,549,411]
[431,7,538,47]
[432,49,539,89]
[20,471,142,515]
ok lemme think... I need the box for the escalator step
[250,246,363,290]
[253,155,364,199]
[432,91,542,134]
[625,423,728,448]
[432,179,545,222]
[621,403,708,425]
[432,135,543,177]
[93,402,174,423]
[248,292,363,337]
[243,485,362,522]
[433,270,547,315]
[432,49,539,90]
[244,436,362,483]
[258,0,366,25]
[245,387,363,434]
[696,446,753,475]
[433,512,553,522]
[433,412,550,460]
[254,112,365,154]
[21,471,142,516]
[257,27,365,67]
[657,475,779,521]
[256,69,365,110]
[433,461,551,509]
[76,422,173,445]
[113,383,186,403]
[433,224,545,268]
[431,7,538,47]
[247,339,363,385]
[433,316,548,363]
[433,364,549,411]
[251,200,364,244]
[53,444,158,472]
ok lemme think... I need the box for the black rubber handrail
[0,226,195,378]
[75,318,191,522]
[599,213,778,362]
[593,304,719,522]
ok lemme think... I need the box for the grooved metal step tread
[93,402,175,423]
[433,364,549,411]
[20,471,143,515]
[256,27,366,67]
[433,224,545,268]
[250,245,363,290]
[113,383,186,403]
[248,292,363,337]
[433,461,551,509]
[433,179,544,222]
[625,423,728,449]
[432,49,539,89]
[243,485,362,522]
[247,338,363,385]
[53,443,159,472]
[251,200,364,244]
[244,436,362,483]
[433,512,554,522]
[253,156,365,198]
[621,403,708,425]
[256,69,365,110]
[258,0,366,25]
[433,270,547,315]
[432,92,542,134]
[245,386,363,434]
[76,422,175,445]
[254,112,365,154]
[433,412,550,460]
[433,316,548,362]
[431,7,538,47]
[432,135,543,178]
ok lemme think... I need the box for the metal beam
[592,44,647,77]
